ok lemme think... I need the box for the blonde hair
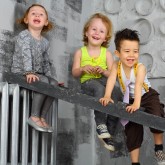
[82,13,113,48]
[17,4,53,33]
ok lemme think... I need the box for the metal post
[51,98,58,165]
[0,82,9,165]
[10,84,20,165]
[22,89,30,165]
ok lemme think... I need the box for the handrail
[3,72,165,131]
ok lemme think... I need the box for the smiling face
[85,18,108,47]
[24,6,48,31]
[115,40,139,68]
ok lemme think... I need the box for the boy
[100,28,165,165]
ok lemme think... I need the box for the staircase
[1,72,165,165]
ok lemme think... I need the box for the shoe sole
[100,139,115,151]
[97,133,111,139]
[47,127,54,133]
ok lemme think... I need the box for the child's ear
[24,18,28,24]
[114,50,120,57]
[85,31,88,37]
[44,20,48,26]
[104,36,108,42]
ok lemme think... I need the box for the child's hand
[58,82,64,87]
[82,65,95,74]
[99,97,114,106]
[126,103,140,113]
[94,66,105,74]
[26,74,39,83]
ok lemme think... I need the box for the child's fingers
[26,75,39,83]
[110,99,114,103]
[99,98,104,104]
[99,98,105,105]
[27,77,33,83]
[85,68,93,74]
[58,82,64,87]
[35,76,39,81]
[99,99,108,106]
[95,67,103,73]
[26,75,32,83]
[126,106,136,113]
[102,100,108,106]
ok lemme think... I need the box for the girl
[12,4,57,133]
[72,13,121,151]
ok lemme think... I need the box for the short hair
[82,13,113,48]
[17,4,53,33]
[114,28,140,51]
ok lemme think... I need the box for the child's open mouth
[127,59,135,64]
[92,36,100,40]
[33,19,41,24]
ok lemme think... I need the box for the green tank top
[80,46,107,83]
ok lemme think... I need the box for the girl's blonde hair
[82,13,113,48]
[17,4,53,33]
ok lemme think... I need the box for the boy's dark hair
[114,28,140,51]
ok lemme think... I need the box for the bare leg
[153,133,163,145]
[130,148,140,163]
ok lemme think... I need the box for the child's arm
[42,45,52,77]
[72,49,95,77]
[18,37,34,75]
[126,64,146,113]
[94,50,114,77]
[99,61,118,106]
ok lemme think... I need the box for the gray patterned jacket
[12,29,52,77]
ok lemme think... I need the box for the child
[72,13,120,151]
[11,4,58,133]
[100,28,165,165]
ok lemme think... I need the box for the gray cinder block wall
[0,0,165,165]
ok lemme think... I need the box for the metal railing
[0,82,58,165]
[1,72,165,165]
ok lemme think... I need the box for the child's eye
[32,12,35,15]
[100,30,104,33]
[40,13,43,16]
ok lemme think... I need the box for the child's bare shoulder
[111,61,118,70]
[74,48,82,57]
[138,63,145,67]
[138,63,146,70]
[106,49,113,56]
